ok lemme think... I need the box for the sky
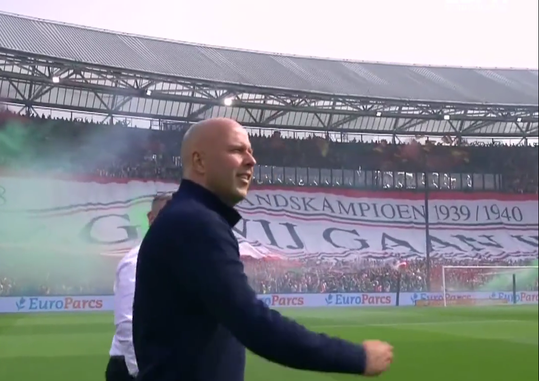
[0,0,537,69]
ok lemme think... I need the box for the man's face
[147,198,171,225]
[205,125,256,206]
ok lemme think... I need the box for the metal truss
[0,50,537,138]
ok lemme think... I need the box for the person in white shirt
[106,194,172,381]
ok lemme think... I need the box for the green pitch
[0,306,537,381]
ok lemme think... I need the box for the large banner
[0,173,537,261]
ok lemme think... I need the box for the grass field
[0,306,537,381]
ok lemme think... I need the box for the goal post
[441,265,539,307]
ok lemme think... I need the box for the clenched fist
[362,340,394,376]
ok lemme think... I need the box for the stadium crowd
[0,112,537,297]
[244,257,539,294]
[0,112,537,192]
[1,257,537,297]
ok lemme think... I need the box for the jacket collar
[175,179,242,227]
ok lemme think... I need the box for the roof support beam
[0,51,536,138]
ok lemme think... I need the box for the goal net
[439,265,539,307]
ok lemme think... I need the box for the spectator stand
[0,12,537,297]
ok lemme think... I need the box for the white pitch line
[310,319,523,329]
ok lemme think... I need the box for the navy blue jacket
[132,180,366,381]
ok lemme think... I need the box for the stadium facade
[0,12,537,295]
[0,12,537,139]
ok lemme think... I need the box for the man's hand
[362,340,394,377]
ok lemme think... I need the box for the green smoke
[480,260,539,292]
[127,203,151,237]
[0,113,151,294]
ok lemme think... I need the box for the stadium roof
[1,12,538,105]
[0,12,538,137]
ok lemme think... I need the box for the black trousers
[105,356,135,381]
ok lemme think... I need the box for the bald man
[132,118,393,381]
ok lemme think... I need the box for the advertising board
[256,293,395,308]
[404,291,539,306]
[0,295,112,313]
[0,291,536,314]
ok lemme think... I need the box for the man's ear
[192,151,206,175]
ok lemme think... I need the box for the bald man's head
[180,118,256,206]
[180,118,237,170]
